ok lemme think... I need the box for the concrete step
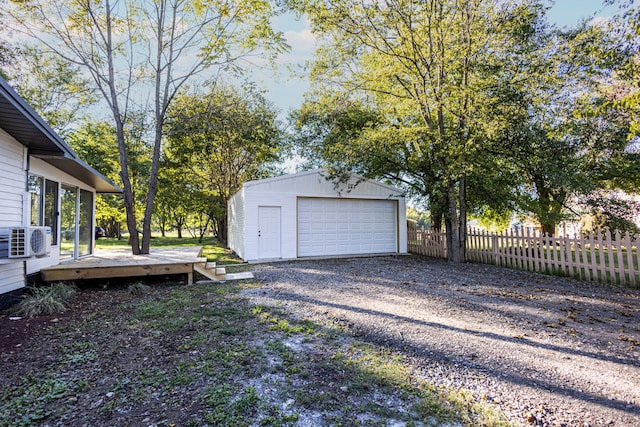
[225,271,254,281]
[193,262,253,283]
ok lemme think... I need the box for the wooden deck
[40,246,207,283]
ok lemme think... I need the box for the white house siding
[29,157,96,192]
[26,157,97,274]
[0,128,27,294]
[227,188,246,260]
[0,128,26,226]
[229,170,408,262]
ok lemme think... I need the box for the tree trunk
[217,214,228,245]
[458,174,467,260]
[429,190,446,231]
[535,186,559,237]
[115,128,140,254]
[141,7,170,255]
[140,119,163,254]
[101,3,140,255]
[445,177,466,263]
[541,222,555,237]
[198,216,211,243]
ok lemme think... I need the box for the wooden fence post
[597,230,606,283]
[634,233,640,286]
[580,232,590,282]
[614,230,626,286]
[624,231,635,287]
[587,231,597,281]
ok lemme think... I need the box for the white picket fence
[407,222,640,287]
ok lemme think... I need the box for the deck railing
[407,221,640,287]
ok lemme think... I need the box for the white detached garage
[228,169,407,262]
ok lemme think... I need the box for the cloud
[284,28,317,54]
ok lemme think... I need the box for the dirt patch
[248,255,640,426]
[1,288,115,354]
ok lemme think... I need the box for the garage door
[298,198,397,257]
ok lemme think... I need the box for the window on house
[28,174,60,246]
[78,189,93,257]
[60,184,77,259]
[28,174,43,227]
[45,180,59,245]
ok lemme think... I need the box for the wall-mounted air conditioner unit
[0,226,51,258]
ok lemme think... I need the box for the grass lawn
[0,281,509,426]
[95,235,243,265]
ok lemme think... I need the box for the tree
[8,0,287,254]
[406,207,430,229]
[0,42,12,80]
[2,46,96,136]
[296,0,638,245]
[67,120,126,238]
[0,8,13,80]
[155,159,194,239]
[604,0,640,137]
[165,83,285,244]
[67,121,120,180]
[293,0,540,262]
[67,118,154,239]
[502,11,636,236]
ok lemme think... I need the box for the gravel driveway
[247,255,640,426]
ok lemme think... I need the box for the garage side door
[298,198,397,257]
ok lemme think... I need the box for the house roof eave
[33,154,122,194]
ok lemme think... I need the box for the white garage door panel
[298,198,397,257]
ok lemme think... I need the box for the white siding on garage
[298,198,397,257]
[228,169,408,262]
[0,129,27,294]
[227,188,246,260]
[244,169,401,199]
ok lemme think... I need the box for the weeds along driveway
[248,255,640,427]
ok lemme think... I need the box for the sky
[254,0,624,123]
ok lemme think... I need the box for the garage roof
[0,76,121,194]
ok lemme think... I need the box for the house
[228,169,407,262]
[0,76,120,307]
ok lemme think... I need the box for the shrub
[16,282,78,318]
[48,282,78,301]
[128,282,151,296]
